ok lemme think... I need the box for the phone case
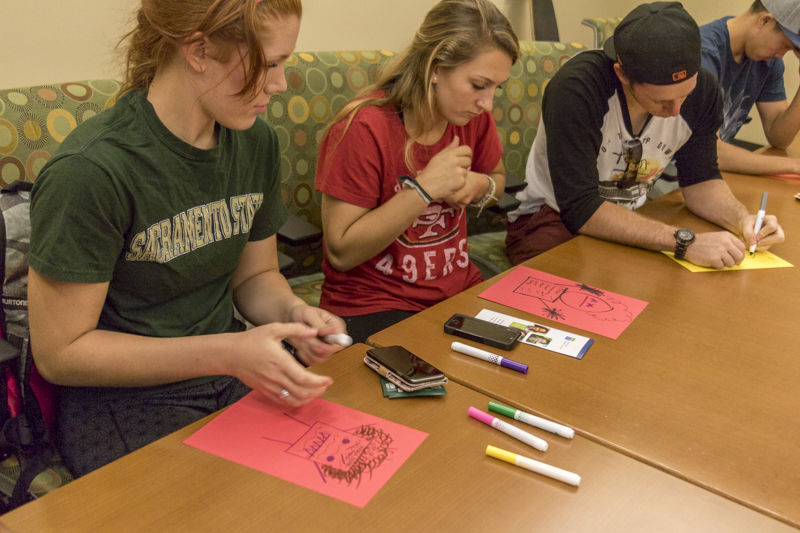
[443,313,522,351]
[363,354,448,392]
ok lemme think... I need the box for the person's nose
[663,100,682,117]
[477,93,493,113]
[263,67,287,95]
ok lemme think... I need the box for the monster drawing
[263,414,394,487]
[512,276,632,323]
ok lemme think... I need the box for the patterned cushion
[581,17,623,49]
[265,50,396,276]
[0,80,121,184]
[287,271,325,307]
[467,231,511,278]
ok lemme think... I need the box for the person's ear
[183,32,208,73]
[613,61,629,85]
[431,66,440,84]
[759,14,774,28]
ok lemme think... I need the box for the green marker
[488,401,574,439]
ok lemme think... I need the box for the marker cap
[488,401,517,419]
[500,358,528,373]
[467,406,494,425]
[486,444,517,464]
[323,333,353,347]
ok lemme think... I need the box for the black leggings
[343,309,416,344]
[56,375,250,477]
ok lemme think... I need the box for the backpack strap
[1,339,55,508]
[0,360,12,460]
[1,182,33,193]
[0,192,7,340]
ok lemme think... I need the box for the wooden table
[1,344,793,532]
[370,173,800,527]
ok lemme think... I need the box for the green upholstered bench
[0,41,587,305]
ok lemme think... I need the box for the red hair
[120,0,302,97]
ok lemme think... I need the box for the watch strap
[398,175,433,204]
[674,240,689,260]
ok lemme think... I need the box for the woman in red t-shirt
[316,0,520,342]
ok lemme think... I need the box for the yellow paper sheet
[662,250,793,272]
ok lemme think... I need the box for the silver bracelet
[398,175,433,204]
[469,174,499,216]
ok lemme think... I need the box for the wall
[0,0,662,87]
[2,0,794,144]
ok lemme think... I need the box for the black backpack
[0,181,71,511]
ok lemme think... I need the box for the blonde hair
[326,0,519,171]
[120,0,302,97]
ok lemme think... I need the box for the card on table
[475,309,593,359]
[662,250,793,272]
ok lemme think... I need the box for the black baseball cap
[603,1,701,85]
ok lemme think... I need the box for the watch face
[676,228,694,242]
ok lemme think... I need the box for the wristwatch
[673,228,695,260]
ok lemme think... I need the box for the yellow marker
[485,445,581,486]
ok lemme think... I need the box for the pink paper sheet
[770,173,800,183]
[478,266,648,339]
[184,393,428,507]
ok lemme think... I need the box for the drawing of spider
[575,283,604,296]
[541,304,565,321]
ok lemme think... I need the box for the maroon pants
[505,204,575,265]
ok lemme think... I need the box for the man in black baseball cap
[700,0,800,176]
[506,1,784,268]
[604,1,701,86]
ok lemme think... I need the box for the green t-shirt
[30,89,287,338]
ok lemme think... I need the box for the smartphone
[443,313,522,351]
[364,346,448,392]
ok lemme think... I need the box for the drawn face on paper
[559,292,613,313]
[286,421,370,471]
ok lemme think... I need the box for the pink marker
[468,406,548,451]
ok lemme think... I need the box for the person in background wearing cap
[505,1,784,269]
[701,0,800,175]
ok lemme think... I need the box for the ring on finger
[279,388,291,400]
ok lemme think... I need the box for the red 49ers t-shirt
[315,98,502,316]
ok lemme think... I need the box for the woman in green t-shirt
[28,0,348,477]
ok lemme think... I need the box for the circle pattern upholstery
[0,79,121,188]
